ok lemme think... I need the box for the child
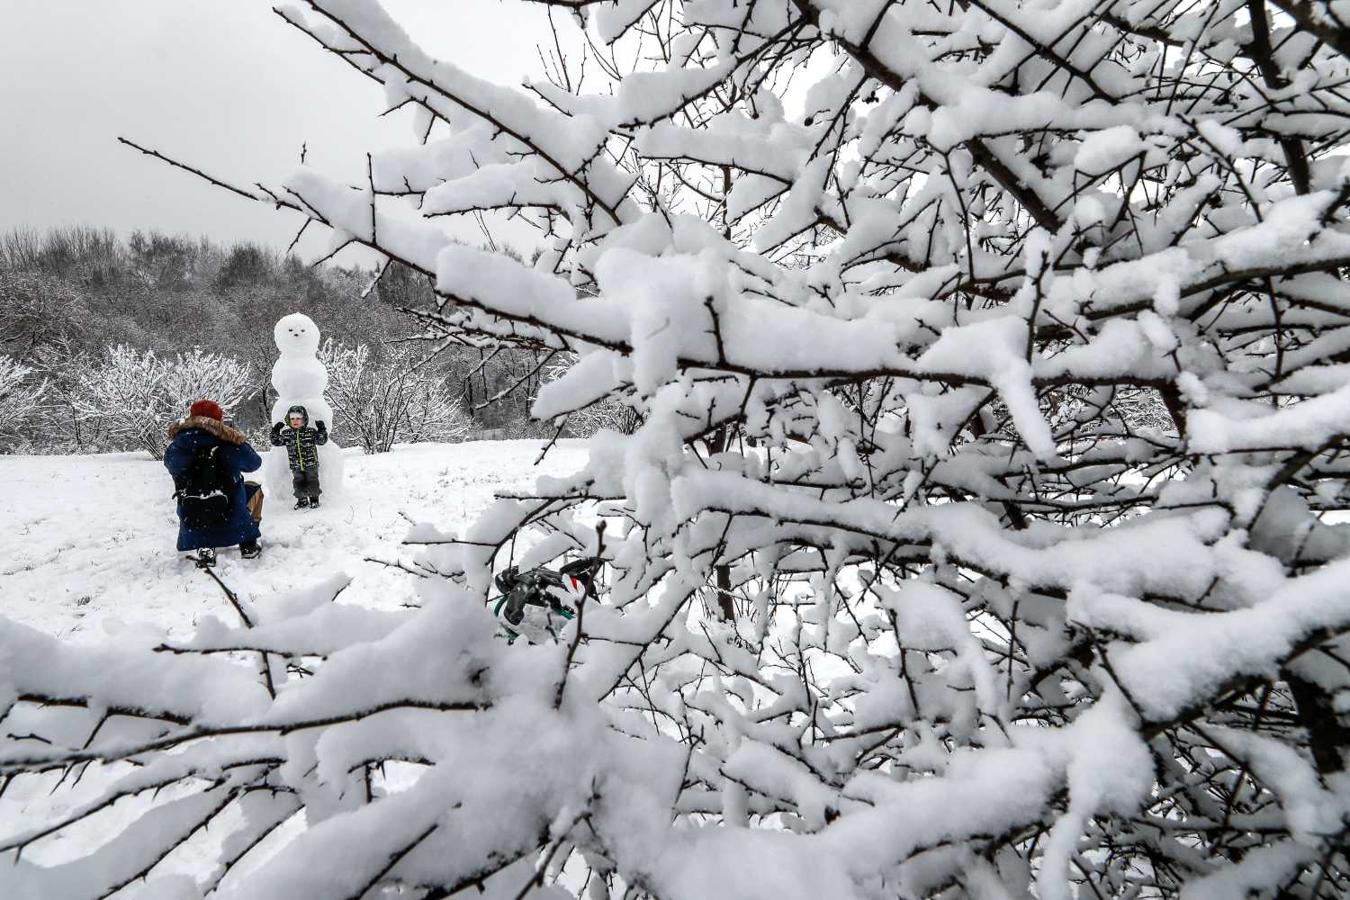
[270,405,328,509]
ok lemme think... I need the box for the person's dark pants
[292,466,321,500]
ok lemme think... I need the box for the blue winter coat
[164,416,263,552]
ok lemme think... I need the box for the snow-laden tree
[72,345,254,458]
[6,0,1350,897]
[0,269,94,360]
[319,339,471,452]
[0,355,47,449]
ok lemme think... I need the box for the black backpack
[174,443,234,529]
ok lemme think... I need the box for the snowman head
[274,313,320,357]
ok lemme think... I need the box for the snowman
[265,313,344,500]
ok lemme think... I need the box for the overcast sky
[0,1,566,262]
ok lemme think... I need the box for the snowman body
[266,313,344,497]
[269,355,333,428]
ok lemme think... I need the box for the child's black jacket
[270,405,328,471]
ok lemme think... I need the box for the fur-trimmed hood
[167,415,247,445]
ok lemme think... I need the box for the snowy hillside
[0,441,585,642]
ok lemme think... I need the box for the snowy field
[0,440,586,644]
[0,440,588,885]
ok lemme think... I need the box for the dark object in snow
[491,557,603,644]
[240,540,261,559]
[192,547,216,568]
[165,415,262,553]
[294,497,310,510]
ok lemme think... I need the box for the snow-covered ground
[0,440,586,643]
[0,440,588,883]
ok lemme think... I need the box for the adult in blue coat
[164,399,263,564]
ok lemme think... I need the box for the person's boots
[294,497,310,510]
[309,496,320,509]
[240,541,261,559]
[194,548,217,569]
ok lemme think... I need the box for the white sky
[0,0,569,262]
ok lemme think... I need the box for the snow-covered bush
[0,355,46,449]
[319,339,470,452]
[5,0,1350,897]
[72,345,254,458]
[20,343,112,453]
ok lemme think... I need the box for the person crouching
[165,399,263,566]
[270,405,328,509]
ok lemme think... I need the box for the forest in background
[0,226,553,453]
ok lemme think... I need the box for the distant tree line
[0,226,556,453]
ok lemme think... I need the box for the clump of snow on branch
[541,351,641,438]
[5,0,1350,897]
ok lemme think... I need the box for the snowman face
[274,313,320,356]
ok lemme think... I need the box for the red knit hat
[189,399,224,421]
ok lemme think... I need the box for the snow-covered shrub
[5,1,1350,897]
[0,355,46,449]
[72,345,253,458]
[319,339,470,452]
[21,343,113,453]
